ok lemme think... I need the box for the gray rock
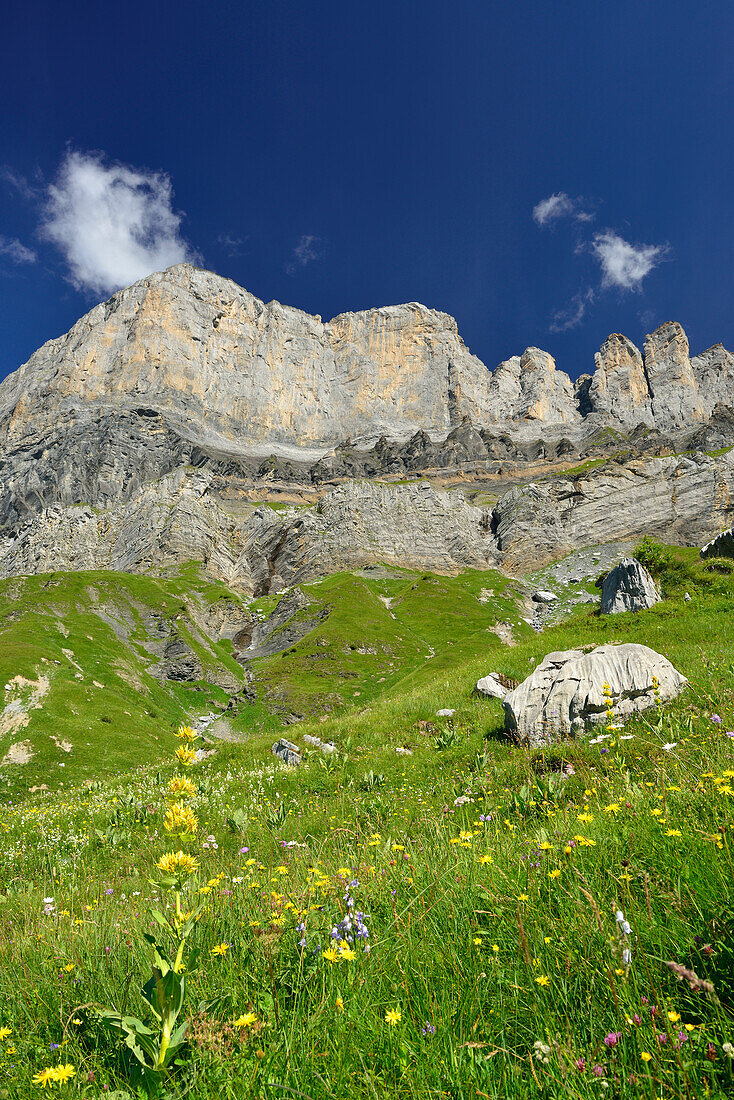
[475,674,507,700]
[436,708,456,717]
[493,449,734,570]
[701,527,734,559]
[600,558,661,614]
[532,590,558,603]
[503,643,687,745]
[272,738,301,766]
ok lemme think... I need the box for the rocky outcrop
[503,643,687,744]
[484,348,581,425]
[700,527,734,559]
[600,558,661,614]
[588,334,653,428]
[0,474,497,593]
[492,449,734,570]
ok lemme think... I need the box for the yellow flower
[62,963,75,973]
[338,867,352,875]
[459,830,473,841]
[539,841,552,850]
[492,944,499,953]
[604,804,620,814]
[573,835,596,847]
[175,746,197,767]
[478,854,492,865]
[684,1024,696,1032]
[156,850,199,875]
[577,813,594,824]
[234,1012,258,1028]
[517,894,529,901]
[548,869,561,879]
[32,1068,56,1087]
[0,1027,11,1041]
[167,776,195,801]
[51,1064,76,1084]
[641,1051,652,1063]
[335,996,344,1011]
[175,725,198,741]
[666,829,682,837]
[385,1008,401,1025]
[339,943,357,961]
[473,937,483,945]
[163,802,198,835]
[667,1011,681,1023]
[322,946,338,963]
[210,943,229,957]
[563,845,572,854]
[535,975,550,986]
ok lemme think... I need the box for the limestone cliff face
[2,263,734,541]
[485,348,580,425]
[3,264,734,466]
[588,334,653,427]
[0,264,495,456]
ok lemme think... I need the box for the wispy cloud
[40,150,194,296]
[0,236,37,264]
[590,231,668,291]
[217,233,247,256]
[533,192,592,227]
[0,166,38,200]
[549,288,595,333]
[285,234,321,275]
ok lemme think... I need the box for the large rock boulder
[600,558,661,614]
[701,527,734,559]
[503,643,687,744]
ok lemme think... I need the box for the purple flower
[604,1032,620,1048]
[726,732,734,739]
[592,1064,605,1077]
[657,1033,668,1044]
[712,714,722,724]
[574,1057,586,1071]
[239,847,249,854]
[105,889,114,895]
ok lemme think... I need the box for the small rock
[532,590,558,603]
[272,738,301,766]
[436,708,455,717]
[684,592,691,602]
[395,746,413,756]
[475,674,507,700]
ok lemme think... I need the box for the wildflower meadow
[0,544,733,1098]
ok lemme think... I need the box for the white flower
[622,947,631,965]
[662,743,678,752]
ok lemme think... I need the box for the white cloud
[549,288,595,333]
[41,150,193,296]
[0,236,37,264]
[591,231,667,291]
[285,234,321,275]
[533,191,594,228]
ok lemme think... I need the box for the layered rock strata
[2,448,732,589]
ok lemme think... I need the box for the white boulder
[503,643,687,745]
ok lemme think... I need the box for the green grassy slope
[0,548,733,1095]
[0,568,250,795]
[246,567,532,720]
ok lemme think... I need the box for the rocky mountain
[1,262,734,581]
[3,447,732,590]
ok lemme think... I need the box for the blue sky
[1,0,733,384]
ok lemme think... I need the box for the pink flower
[604,1032,621,1048]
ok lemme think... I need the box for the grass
[0,547,733,1096]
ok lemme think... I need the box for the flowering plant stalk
[93,724,204,1091]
